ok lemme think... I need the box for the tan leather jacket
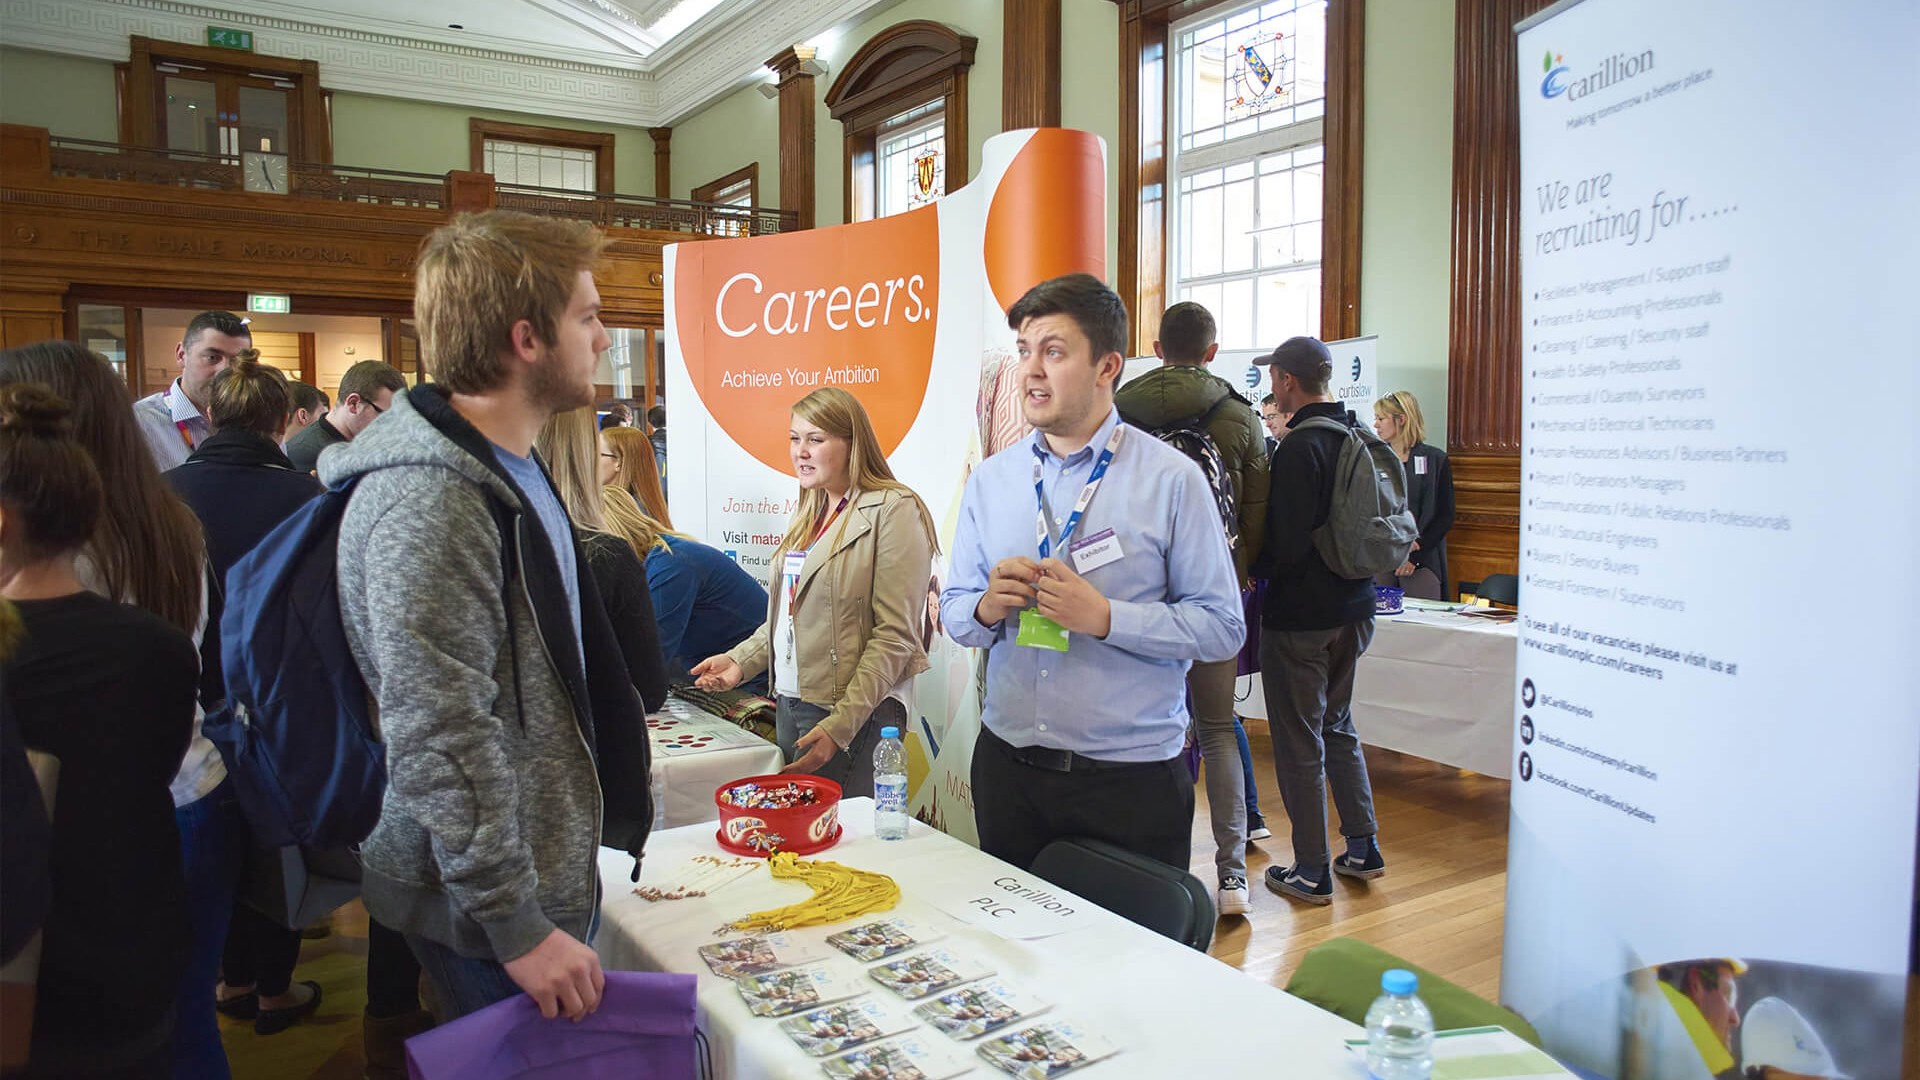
[727,487,934,749]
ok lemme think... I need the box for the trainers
[1216,875,1251,917]
[1246,814,1272,842]
[1333,842,1387,880]
[1264,864,1332,906]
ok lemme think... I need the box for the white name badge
[1414,456,1428,475]
[1068,527,1123,573]
[783,551,808,582]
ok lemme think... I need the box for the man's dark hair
[1006,273,1128,363]
[1260,393,1276,407]
[1157,301,1216,363]
[647,404,666,428]
[289,381,329,415]
[339,360,406,404]
[184,310,250,349]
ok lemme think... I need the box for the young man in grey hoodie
[326,210,653,1022]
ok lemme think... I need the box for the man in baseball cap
[1740,997,1849,1080]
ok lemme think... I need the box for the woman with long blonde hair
[601,424,670,525]
[1371,390,1454,600]
[692,387,936,796]
[533,406,670,711]
[601,487,767,692]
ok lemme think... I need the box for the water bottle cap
[1381,969,1418,996]
[880,726,900,739]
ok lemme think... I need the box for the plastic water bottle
[1364,969,1434,1080]
[873,726,908,840]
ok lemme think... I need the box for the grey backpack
[1291,415,1418,579]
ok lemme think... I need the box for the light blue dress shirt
[941,406,1244,762]
[131,379,208,472]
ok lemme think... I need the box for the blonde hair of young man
[414,210,606,393]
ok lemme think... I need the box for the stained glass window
[877,104,944,218]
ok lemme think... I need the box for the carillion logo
[1540,47,1655,100]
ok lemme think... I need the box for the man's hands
[975,555,1113,639]
[1034,558,1111,638]
[504,928,605,1021]
[690,654,743,691]
[974,557,1042,628]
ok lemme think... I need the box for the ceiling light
[448,23,464,30]
[757,79,780,99]
[646,0,727,42]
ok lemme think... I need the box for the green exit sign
[247,293,290,315]
[207,26,254,51]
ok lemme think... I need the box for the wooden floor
[1196,721,1511,1001]
[225,722,1513,1079]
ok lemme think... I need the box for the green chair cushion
[1283,937,1543,1047]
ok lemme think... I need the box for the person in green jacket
[1113,301,1269,918]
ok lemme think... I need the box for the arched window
[824,21,976,222]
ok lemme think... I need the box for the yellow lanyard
[719,851,900,934]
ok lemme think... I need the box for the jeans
[1259,619,1378,871]
[774,696,902,799]
[404,934,521,1022]
[1188,658,1247,881]
[1232,717,1263,820]
[170,780,244,1080]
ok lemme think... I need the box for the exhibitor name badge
[936,874,1094,940]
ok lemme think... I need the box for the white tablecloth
[596,798,1365,1080]
[1235,607,1518,777]
[650,698,786,828]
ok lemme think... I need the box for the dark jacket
[166,429,323,707]
[327,386,652,962]
[1113,364,1270,580]
[1404,441,1455,595]
[582,531,671,711]
[285,414,347,474]
[1256,402,1376,631]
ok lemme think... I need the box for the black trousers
[970,726,1194,871]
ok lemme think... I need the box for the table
[650,698,786,828]
[597,798,1365,1080]
[1235,605,1518,777]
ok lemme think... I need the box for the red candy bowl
[714,774,844,857]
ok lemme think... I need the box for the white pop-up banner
[1505,2,1917,1077]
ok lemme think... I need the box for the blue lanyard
[1035,426,1125,559]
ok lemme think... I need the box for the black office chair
[1028,837,1215,951]
[1475,573,1520,606]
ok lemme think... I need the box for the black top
[0,696,50,966]
[1403,441,1456,594]
[582,531,671,712]
[285,414,347,474]
[1257,401,1377,631]
[166,429,324,708]
[3,592,197,1060]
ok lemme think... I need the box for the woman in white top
[0,342,240,1080]
[692,387,936,797]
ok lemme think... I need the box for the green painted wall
[668,79,779,206]
[329,93,655,193]
[1359,0,1456,446]
[0,48,119,142]
[1060,0,1122,277]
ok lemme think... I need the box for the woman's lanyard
[784,492,852,661]
[1035,426,1124,560]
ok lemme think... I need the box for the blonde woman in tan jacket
[692,387,937,797]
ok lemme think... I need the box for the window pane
[877,116,944,218]
[77,305,128,384]
[1189,185,1224,278]
[163,76,219,154]
[1218,278,1255,350]
[236,85,291,155]
[483,138,596,194]
[1257,268,1321,343]
[1223,175,1256,274]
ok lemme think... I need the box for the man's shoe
[1246,814,1272,842]
[1333,842,1387,880]
[255,981,323,1036]
[214,989,258,1020]
[1216,875,1251,917]
[1264,864,1332,906]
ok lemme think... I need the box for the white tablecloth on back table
[650,698,786,828]
[597,798,1365,1079]
[1235,607,1519,777]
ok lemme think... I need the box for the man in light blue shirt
[942,273,1244,871]
[131,310,251,470]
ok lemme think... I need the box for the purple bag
[1236,580,1266,677]
[406,971,697,1080]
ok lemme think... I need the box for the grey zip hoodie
[325,388,605,963]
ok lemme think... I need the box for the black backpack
[1136,397,1240,553]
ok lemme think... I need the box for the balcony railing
[41,137,799,235]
